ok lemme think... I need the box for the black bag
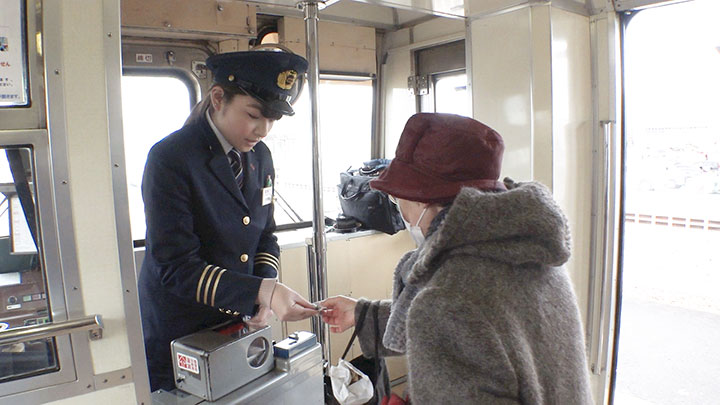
[338,163,404,235]
[324,302,391,405]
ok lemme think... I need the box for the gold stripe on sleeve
[203,266,220,305]
[210,269,226,307]
[255,252,279,267]
[196,265,214,303]
[254,258,278,270]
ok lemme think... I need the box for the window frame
[0,0,46,131]
[413,40,467,114]
[0,130,91,398]
[120,45,205,245]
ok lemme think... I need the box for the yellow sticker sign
[277,70,298,90]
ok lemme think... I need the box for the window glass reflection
[0,147,58,382]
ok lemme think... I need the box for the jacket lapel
[199,119,249,211]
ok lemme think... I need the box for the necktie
[228,149,244,189]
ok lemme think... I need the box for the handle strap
[341,301,370,360]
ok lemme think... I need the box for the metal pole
[301,0,330,362]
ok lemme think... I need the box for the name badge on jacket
[262,175,273,206]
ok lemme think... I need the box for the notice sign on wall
[0,0,29,107]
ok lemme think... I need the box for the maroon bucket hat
[371,113,506,205]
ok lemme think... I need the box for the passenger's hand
[270,282,318,322]
[245,305,273,329]
[319,296,358,333]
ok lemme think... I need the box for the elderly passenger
[321,113,593,405]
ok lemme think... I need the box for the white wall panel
[411,17,465,43]
[46,383,136,405]
[550,7,593,329]
[382,50,417,156]
[323,1,396,26]
[279,232,414,380]
[470,6,597,402]
[470,8,534,181]
[60,0,132,374]
[531,5,554,188]
[383,27,413,50]
[466,0,527,17]
[381,17,464,55]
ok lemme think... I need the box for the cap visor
[239,86,294,117]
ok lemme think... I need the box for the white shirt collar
[205,109,233,155]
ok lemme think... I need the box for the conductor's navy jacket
[138,116,279,391]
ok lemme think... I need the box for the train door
[613,0,720,403]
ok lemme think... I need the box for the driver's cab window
[0,147,57,382]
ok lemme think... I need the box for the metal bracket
[89,327,103,341]
[295,0,338,11]
[192,61,208,79]
[408,75,429,95]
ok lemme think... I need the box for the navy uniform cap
[205,50,308,116]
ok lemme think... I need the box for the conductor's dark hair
[184,83,247,127]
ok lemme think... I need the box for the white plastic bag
[329,358,374,405]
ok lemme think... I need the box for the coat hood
[408,178,572,285]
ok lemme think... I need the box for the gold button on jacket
[243,216,250,225]
[240,254,249,262]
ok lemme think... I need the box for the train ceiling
[251,0,685,29]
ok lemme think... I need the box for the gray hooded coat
[355,180,593,404]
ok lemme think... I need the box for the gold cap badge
[277,70,298,90]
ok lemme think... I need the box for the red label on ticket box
[176,352,199,374]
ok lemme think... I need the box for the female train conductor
[139,50,318,391]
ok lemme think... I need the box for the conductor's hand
[245,305,273,329]
[270,282,318,322]
[319,295,358,333]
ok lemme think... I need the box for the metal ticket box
[274,331,316,359]
[171,322,274,401]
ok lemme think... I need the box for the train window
[432,71,469,117]
[415,41,469,116]
[0,147,58,383]
[121,74,193,241]
[264,76,373,228]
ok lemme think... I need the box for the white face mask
[397,203,427,247]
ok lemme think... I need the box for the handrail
[587,120,615,374]
[301,0,331,364]
[0,314,103,346]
